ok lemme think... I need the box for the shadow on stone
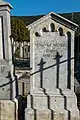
[59,88,71,120]
[18,95,27,120]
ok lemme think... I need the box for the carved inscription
[36,42,67,48]
[36,40,67,58]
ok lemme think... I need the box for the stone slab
[0,60,11,99]
[0,100,16,120]
[36,110,51,120]
[25,108,34,120]
[25,109,51,120]
[54,111,64,120]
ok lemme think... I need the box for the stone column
[0,1,12,64]
[0,1,18,120]
[0,1,17,100]
[0,0,12,98]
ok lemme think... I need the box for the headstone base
[25,107,80,120]
[25,92,80,120]
[25,108,52,120]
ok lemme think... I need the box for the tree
[11,17,30,41]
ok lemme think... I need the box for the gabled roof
[11,12,80,27]
[0,1,13,9]
[27,12,79,30]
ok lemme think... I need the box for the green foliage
[11,17,30,42]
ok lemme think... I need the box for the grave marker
[25,12,79,120]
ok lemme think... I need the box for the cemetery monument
[25,12,80,120]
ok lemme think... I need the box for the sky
[5,0,80,16]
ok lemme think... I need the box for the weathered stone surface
[71,117,80,120]
[0,60,11,99]
[54,112,64,120]
[25,108,34,120]
[36,110,51,120]
[25,109,80,120]
[0,60,10,77]
[0,100,16,120]
[32,32,68,93]
[50,95,64,112]
[25,109,51,120]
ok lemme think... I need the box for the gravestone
[25,12,80,120]
[0,1,18,120]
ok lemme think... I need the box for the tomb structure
[25,12,80,120]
